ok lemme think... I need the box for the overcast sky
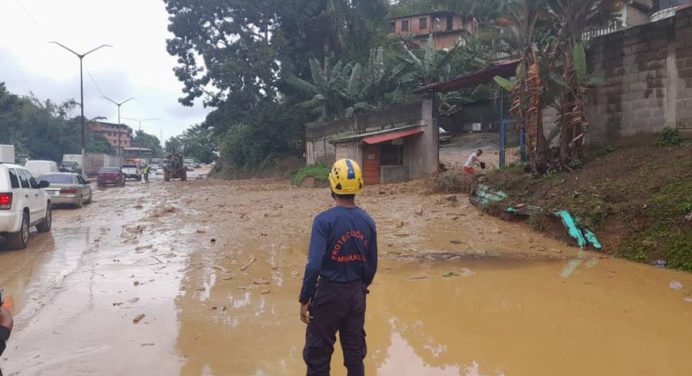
[0,0,209,144]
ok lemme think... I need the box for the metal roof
[330,124,422,144]
[388,10,462,21]
[363,128,424,144]
[415,59,521,93]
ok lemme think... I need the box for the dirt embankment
[482,141,692,271]
[208,156,304,180]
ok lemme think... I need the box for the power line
[85,67,106,98]
[14,0,41,29]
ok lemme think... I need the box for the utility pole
[122,117,158,132]
[103,96,135,155]
[50,42,112,177]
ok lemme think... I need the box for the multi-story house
[88,121,133,151]
[389,11,478,51]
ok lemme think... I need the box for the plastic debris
[554,211,602,250]
[655,259,667,268]
[470,184,508,207]
[458,268,476,277]
[443,268,475,278]
[669,281,683,291]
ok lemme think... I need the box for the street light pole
[122,117,158,133]
[50,42,112,176]
[103,97,135,155]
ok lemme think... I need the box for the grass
[480,141,692,272]
[292,165,330,187]
[616,179,692,270]
[429,169,476,194]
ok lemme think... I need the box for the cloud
[0,0,209,142]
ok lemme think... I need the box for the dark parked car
[97,167,125,187]
[59,161,81,174]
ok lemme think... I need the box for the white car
[121,164,141,181]
[0,164,52,249]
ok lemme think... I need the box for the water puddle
[176,252,692,376]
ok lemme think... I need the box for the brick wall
[582,7,692,145]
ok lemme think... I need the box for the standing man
[463,149,484,176]
[299,159,378,376]
[0,293,13,376]
[142,165,151,184]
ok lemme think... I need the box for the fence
[498,93,526,168]
[499,119,526,167]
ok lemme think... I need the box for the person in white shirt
[463,149,483,176]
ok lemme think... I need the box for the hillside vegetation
[483,140,692,271]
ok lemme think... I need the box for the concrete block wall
[583,7,692,145]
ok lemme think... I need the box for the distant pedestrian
[0,295,13,376]
[464,149,484,176]
[299,159,378,376]
[142,165,151,183]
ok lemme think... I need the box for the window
[401,19,409,32]
[446,14,454,31]
[78,176,87,185]
[41,174,74,185]
[389,21,395,32]
[419,17,428,30]
[17,169,30,188]
[381,144,404,166]
[8,169,20,189]
[21,170,39,189]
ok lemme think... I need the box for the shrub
[656,127,683,147]
[292,165,330,187]
[430,169,476,194]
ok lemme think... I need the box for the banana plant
[545,0,616,167]
[286,57,352,120]
[493,0,549,174]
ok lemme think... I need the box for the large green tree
[167,125,218,164]
[0,83,112,162]
[164,0,388,108]
[133,130,164,156]
[164,0,390,171]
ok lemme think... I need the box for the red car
[96,167,125,187]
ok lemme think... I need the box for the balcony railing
[582,22,626,40]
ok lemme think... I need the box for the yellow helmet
[329,159,364,195]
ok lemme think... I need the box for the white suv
[0,164,52,249]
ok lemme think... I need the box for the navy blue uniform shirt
[299,206,377,304]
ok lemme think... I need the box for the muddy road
[1,175,691,376]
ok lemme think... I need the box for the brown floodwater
[176,247,692,376]
[1,177,691,375]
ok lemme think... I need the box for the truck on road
[69,154,123,177]
[163,153,187,182]
[121,164,142,181]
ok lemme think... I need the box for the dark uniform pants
[303,280,367,376]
